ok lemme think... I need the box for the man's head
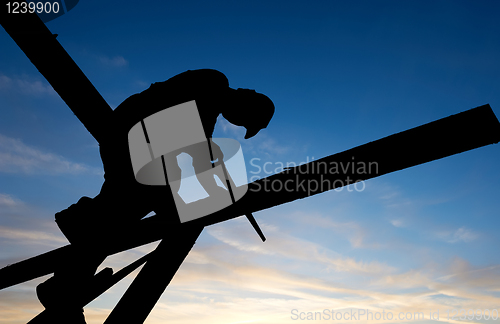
[222,88,275,139]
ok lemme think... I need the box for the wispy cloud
[0,287,45,324]
[287,211,370,249]
[0,193,24,209]
[0,225,66,247]
[206,217,394,276]
[98,55,128,67]
[389,219,405,228]
[0,195,67,254]
[217,117,244,137]
[436,226,479,244]
[3,216,499,324]
[141,234,500,324]
[257,137,291,156]
[0,134,102,175]
[435,260,500,296]
[0,73,56,96]
[215,118,292,160]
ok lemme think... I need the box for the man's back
[113,69,231,138]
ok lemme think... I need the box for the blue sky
[1,1,500,323]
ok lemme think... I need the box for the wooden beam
[195,104,500,226]
[0,216,170,290]
[1,104,499,290]
[27,248,154,323]
[104,225,204,324]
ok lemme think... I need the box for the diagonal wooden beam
[0,0,114,144]
[104,225,204,324]
[0,216,170,290]
[1,104,499,291]
[196,104,500,226]
[27,252,152,323]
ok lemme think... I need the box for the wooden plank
[104,225,204,324]
[27,248,154,323]
[0,104,499,290]
[0,216,170,290]
[194,104,500,226]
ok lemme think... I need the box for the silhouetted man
[56,69,274,241]
[38,69,275,323]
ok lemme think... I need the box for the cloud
[148,240,500,324]
[245,134,293,159]
[217,117,244,137]
[206,217,394,276]
[0,74,11,88]
[0,134,102,175]
[0,194,33,222]
[0,73,56,96]
[99,55,128,67]
[0,288,46,324]
[0,226,66,247]
[0,194,23,209]
[287,211,369,249]
[436,259,500,289]
[257,137,290,156]
[389,219,404,228]
[3,216,499,324]
[436,226,479,243]
[375,258,500,301]
[214,118,292,160]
